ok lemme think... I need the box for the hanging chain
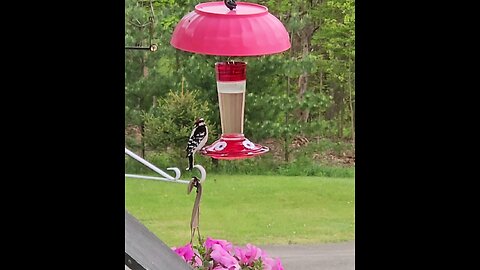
[188,176,203,244]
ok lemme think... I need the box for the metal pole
[125,46,151,50]
[125,148,175,180]
[125,174,190,184]
[125,44,158,51]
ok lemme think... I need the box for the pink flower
[273,258,284,270]
[234,244,263,266]
[171,238,284,270]
[172,243,194,262]
[262,257,284,270]
[193,253,203,267]
[204,237,233,252]
[210,244,241,270]
[212,266,229,270]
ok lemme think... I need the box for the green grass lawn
[125,174,354,247]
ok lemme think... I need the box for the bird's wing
[186,126,207,154]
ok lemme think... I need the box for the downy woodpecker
[186,118,208,171]
[224,0,237,10]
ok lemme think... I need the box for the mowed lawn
[125,174,354,247]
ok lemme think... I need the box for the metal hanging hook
[125,148,207,185]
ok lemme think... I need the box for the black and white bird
[186,118,208,171]
[224,0,237,10]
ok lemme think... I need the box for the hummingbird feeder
[170,1,291,159]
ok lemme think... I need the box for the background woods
[125,0,355,174]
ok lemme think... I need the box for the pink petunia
[234,243,263,266]
[262,256,284,270]
[172,243,194,262]
[210,244,241,270]
[204,237,233,252]
[193,252,203,267]
[212,266,229,270]
[214,266,243,270]
[273,258,284,270]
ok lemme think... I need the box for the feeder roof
[170,1,291,56]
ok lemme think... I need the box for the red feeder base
[200,133,269,160]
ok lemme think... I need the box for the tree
[143,88,216,159]
[315,0,355,141]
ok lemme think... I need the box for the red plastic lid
[216,62,246,81]
[200,133,269,160]
[196,2,268,16]
[170,2,290,56]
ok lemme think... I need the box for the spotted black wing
[186,125,207,156]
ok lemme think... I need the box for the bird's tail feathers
[187,155,194,171]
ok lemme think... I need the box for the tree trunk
[331,81,346,139]
[143,59,149,77]
[326,81,345,138]
[318,71,324,138]
[296,24,319,123]
[175,50,180,78]
[348,71,355,145]
[297,29,311,123]
[285,76,291,162]
[140,51,149,158]
[338,108,343,139]
[140,121,145,158]
[283,30,294,163]
[298,71,309,122]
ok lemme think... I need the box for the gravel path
[259,241,355,270]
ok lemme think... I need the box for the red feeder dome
[170,1,290,56]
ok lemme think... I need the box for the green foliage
[143,89,216,156]
[125,0,355,163]
[250,259,264,270]
[277,157,354,178]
